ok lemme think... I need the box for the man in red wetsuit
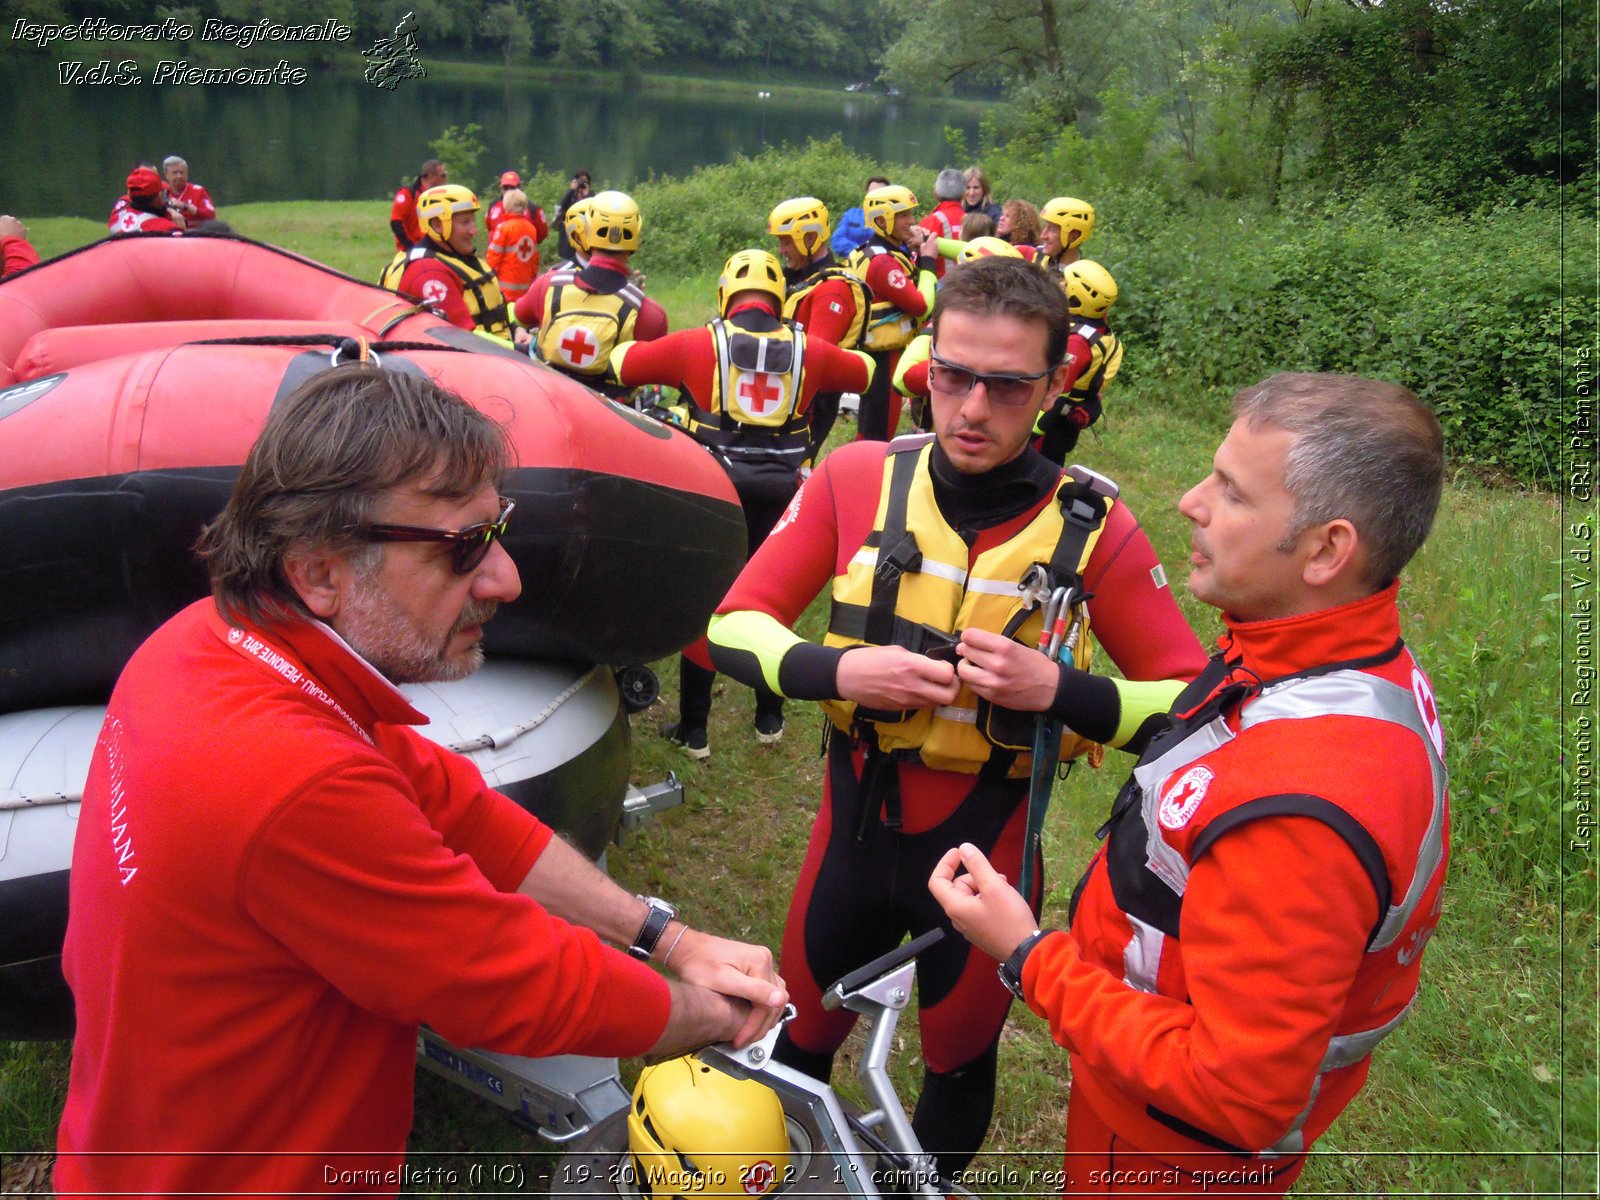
[845,184,939,442]
[706,257,1206,1184]
[768,195,869,461]
[390,158,446,251]
[161,155,216,224]
[613,248,873,757]
[519,189,668,399]
[387,184,514,341]
[108,166,180,233]
[54,364,786,1198]
[0,215,38,277]
[931,372,1450,1196]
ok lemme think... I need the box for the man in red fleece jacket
[931,372,1450,1196]
[55,364,785,1197]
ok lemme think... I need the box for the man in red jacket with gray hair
[932,372,1449,1196]
[55,364,785,1197]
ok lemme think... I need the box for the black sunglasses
[928,351,1055,408]
[361,497,515,574]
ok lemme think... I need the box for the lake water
[4,56,987,221]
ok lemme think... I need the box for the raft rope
[443,665,605,754]
[0,665,608,809]
[184,334,470,354]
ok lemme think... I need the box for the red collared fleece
[57,600,669,1197]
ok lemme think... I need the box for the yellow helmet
[1063,259,1118,319]
[587,189,642,252]
[768,196,831,258]
[564,196,594,255]
[958,236,1023,264]
[416,184,480,243]
[627,1055,790,1200]
[863,185,918,240]
[1041,196,1095,249]
[717,249,786,315]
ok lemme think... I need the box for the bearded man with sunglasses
[55,365,786,1197]
[706,257,1206,1183]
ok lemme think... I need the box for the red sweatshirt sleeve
[514,271,553,328]
[1082,502,1208,683]
[1060,331,1093,393]
[633,297,670,341]
[865,253,934,319]
[1025,817,1376,1152]
[243,754,670,1059]
[532,207,549,244]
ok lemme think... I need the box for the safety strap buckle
[874,532,922,584]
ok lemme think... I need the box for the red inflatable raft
[0,234,745,710]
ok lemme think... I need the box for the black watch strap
[997,928,1053,1000]
[629,895,678,961]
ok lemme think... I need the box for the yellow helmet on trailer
[627,1055,790,1200]
[768,196,831,259]
[957,236,1023,264]
[564,196,595,254]
[863,185,918,240]
[717,249,786,315]
[416,184,480,243]
[587,189,642,252]
[1062,259,1118,319]
[1040,196,1095,249]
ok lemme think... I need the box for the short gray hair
[197,364,510,625]
[1233,373,1444,588]
[162,155,186,171]
[934,168,965,201]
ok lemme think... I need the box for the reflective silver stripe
[848,546,968,586]
[1133,715,1236,898]
[1258,997,1416,1158]
[965,576,1025,596]
[932,705,976,724]
[1241,670,1447,950]
[1121,915,1165,993]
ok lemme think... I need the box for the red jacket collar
[204,603,427,732]
[586,250,631,277]
[1219,580,1404,683]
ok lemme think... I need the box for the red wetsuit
[56,601,668,1197]
[2,233,39,278]
[1027,582,1449,1195]
[853,239,937,440]
[169,181,216,224]
[784,254,867,459]
[615,301,873,732]
[918,199,966,279]
[514,251,668,342]
[708,438,1206,1179]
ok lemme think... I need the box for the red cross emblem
[737,371,783,416]
[559,327,598,366]
[514,235,536,263]
[1158,765,1213,830]
[1411,669,1445,758]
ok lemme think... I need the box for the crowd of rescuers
[378,165,1118,458]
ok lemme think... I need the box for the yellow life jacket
[380,243,511,338]
[782,264,869,351]
[535,269,644,377]
[820,438,1109,777]
[1068,319,1122,404]
[685,318,811,472]
[845,243,923,352]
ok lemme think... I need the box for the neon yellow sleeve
[706,610,806,696]
[935,237,966,261]
[1110,679,1188,749]
[893,334,932,397]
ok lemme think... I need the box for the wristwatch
[997,929,1052,1000]
[628,895,678,961]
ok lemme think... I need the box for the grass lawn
[1,210,1592,1198]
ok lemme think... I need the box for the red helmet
[499,170,521,188]
[126,167,165,198]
